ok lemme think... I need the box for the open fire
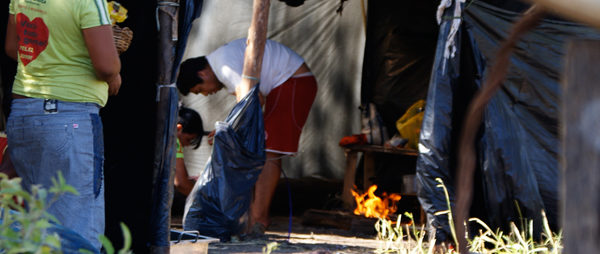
[351,185,401,219]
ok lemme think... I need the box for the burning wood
[351,185,401,220]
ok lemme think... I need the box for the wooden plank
[363,151,375,190]
[341,150,359,209]
[341,144,418,157]
[561,39,600,254]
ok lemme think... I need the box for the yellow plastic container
[395,100,425,149]
[108,1,128,25]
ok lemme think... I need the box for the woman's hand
[207,130,216,145]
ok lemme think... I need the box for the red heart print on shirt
[16,13,49,66]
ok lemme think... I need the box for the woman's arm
[82,25,122,95]
[174,158,195,196]
[5,15,18,61]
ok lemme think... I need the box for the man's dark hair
[177,56,208,95]
[279,0,305,7]
[178,107,206,149]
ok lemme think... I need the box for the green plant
[262,241,279,254]
[374,178,563,254]
[433,177,459,249]
[0,172,75,253]
[97,223,132,254]
[0,172,132,254]
[467,210,562,253]
[375,212,436,254]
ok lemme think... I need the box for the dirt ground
[200,216,383,254]
[170,177,421,253]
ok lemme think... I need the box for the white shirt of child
[206,38,304,96]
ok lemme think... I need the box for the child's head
[177,107,205,149]
[177,56,224,96]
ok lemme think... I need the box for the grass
[0,172,132,254]
[374,178,562,254]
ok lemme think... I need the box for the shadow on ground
[206,216,381,254]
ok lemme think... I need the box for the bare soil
[205,216,382,254]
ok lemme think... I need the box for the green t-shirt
[9,0,112,106]
[176,139,184,159]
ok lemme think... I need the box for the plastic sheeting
[417,0,600,243]
[183,85,265,241]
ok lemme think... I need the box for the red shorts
[264,75,317,154]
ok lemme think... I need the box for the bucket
[170,230,219,254]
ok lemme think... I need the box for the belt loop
[43,99,59,114]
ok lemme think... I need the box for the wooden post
[341,150,359,208]
[151,0,178,253]
[525,0,600,29]
[561,39,600,254]
[363,151,375,190]
[238,0,271,101]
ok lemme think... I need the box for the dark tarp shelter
[417,0,600,243]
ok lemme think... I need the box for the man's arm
[5,15,18,61]
[82,25,122,95]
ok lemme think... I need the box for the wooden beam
[341,150,359,209]
[561,39,600,254]
[525,0,600,28]
[238,0,271,101]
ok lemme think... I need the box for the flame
[351,185,401,219]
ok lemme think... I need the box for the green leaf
[34,219,52,230]
[100,235,115,254]
[45,233,62,249]
[118,222,132,253]
[61,185,79,195]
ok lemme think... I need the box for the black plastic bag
[182,85,265,241]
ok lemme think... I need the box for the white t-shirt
[206,38,304,96]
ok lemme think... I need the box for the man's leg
[249,152,282,229]
[251,74,317,232]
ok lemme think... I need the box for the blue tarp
[416,0,600,243]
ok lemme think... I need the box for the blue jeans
[7,98,105,250]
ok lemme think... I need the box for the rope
[266,153,295,240]
[280,168,293,241]
[155,1,180,32]
[156,83,177,101]
[436,0,466,72]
